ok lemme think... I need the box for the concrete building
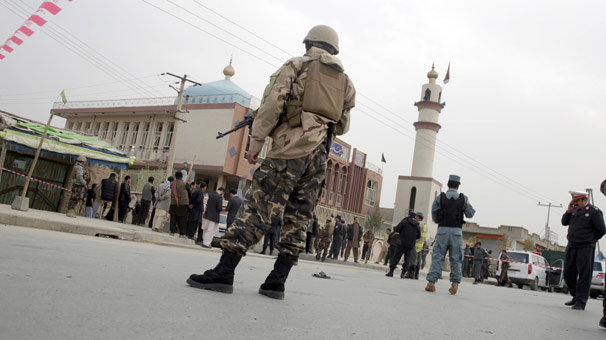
[392,65,445,238]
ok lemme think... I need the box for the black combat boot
[385,268,394,277]
[259,254,297,300]
[187,250,242,293]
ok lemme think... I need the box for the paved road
[1,225,604,340]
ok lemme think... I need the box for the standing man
[385,228,400,266]
[472,242,487,284]
[316,218,333,262]
[138,177,155,226]
[152,177,172,232]
[406,212,428,279]
[187,25,355,300]
[66,155,89,217]
[462,244,471,277]
[344,217,363,263]
[118,176,131,222]
[84,183,96,218]
[386,211,420,278]
[100,173,118,219]
[376,228,391,265]
[225,188,243,230]
[425,174,475,295]
[329,215,345,259]
[261,212,283,256]
[201,187,224,248]
[305,214,319,254]
[187,182,204,240]
[361,228,375,264]
[562,190,605,310]
[169,171,189,238]
[498,249,513,287]
[195,182,208,244]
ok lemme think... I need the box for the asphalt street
[0,225,604,340]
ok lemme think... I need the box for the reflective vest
[415,222,428,252]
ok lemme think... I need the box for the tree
[365,210,383,233]
[523,238,535,251]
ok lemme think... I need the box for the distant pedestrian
[169,172,189,237]
[385,229,400,266]
[344,217,363,263]
[201,187,224,248]
[329,216,344,259]
[152,177,172,232]
[225,188,243,229]
[66,155,89,217]
[100,173,118,219]
[187,182,204,239]
[375,228,391,265]
[462,244,471,277]
[472,242,487,284]
[562,190,605,311]
[84,183,97,218]
[316,218,333,261]
[425,174,475,295]
[386,211,420,278]
[305,214,319,254]
[262,212,283,255]
[138,177,155,226]
[118,176,131,222]
[361,228,375,264]
[194,183,208,244]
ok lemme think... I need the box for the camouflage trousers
[315,237,332,260]
[222,146,327,257]
[67,185,86,210]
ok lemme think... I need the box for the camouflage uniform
[315,221,333,260]
[67,161,89,211]
[221,46,355,257]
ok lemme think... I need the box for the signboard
[330,140,349,162]
[353,149,366,168]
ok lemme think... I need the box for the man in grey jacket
[138,177,155,226]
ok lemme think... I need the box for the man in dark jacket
[169,171,189,237]
[562,190,606,311]
[225,188,243,229]
[262,212,283,255]
[201,187,224,248]
[100,173,118,219]
[386,211,421,278]
[118,176,131,222]
[305,214,319,254]
[187,182,204,239]
[138,176,155,226]
[194,182,208,244]
[329,216,344,259]
[344,217,363,263]
[385,228,400,266]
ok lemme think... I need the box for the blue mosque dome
[179,59,253,108]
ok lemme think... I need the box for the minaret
[411,64,444,177]
[392,64,446,246]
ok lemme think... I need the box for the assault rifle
[216,110,256,139]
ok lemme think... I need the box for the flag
[381,153,386,163]
[443,63,450,84]
[60,90,67,104]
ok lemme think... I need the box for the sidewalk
[0,203,474,280]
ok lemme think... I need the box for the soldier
[406,212,428,279]
[425,174,475,295]
[472,242,487,284]
[316,218,333,261]
[66,155,89,217]
[187,25,355,300]
[498,249,512,287]
[562,191,605,310]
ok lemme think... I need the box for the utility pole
[161,72,201,179]
[537,202,562,243]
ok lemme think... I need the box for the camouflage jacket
[249,47,356,159]
[72,162,88,187]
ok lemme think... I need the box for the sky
[1,0,605,249]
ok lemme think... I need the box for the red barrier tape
[1,167,72,192]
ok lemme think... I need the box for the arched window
[424,89,431,101]
[409,186,417,211]
[438,92,442,102]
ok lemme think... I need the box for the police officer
[329,215,345,259]
[405,212,427,279]
[187,25,355,300]
[562,191,605,310]
[425,174,475,295]
[386,211,420,278]
[66,155,89,217]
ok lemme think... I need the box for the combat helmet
[303,25,339,55]
[77,155,87,162]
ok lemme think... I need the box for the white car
[495,250,550,290]
[590,260,605,299]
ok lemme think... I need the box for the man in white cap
[425,174,475,295]
[67,155,89,217]
[561,190,605,311]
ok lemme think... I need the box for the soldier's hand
[246,151,259,165]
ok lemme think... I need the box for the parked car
[495,250,550,290]
[590,260,606,299]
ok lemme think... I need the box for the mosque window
[424,89,431,101]
[409,186,417,211]
[438,92,442,102]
